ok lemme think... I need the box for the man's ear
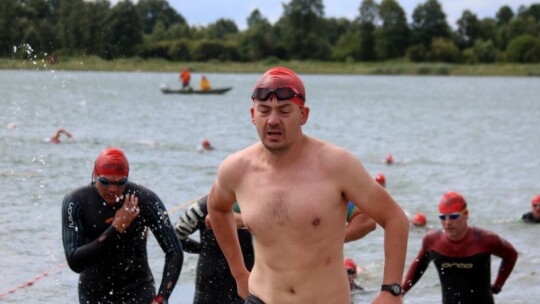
[250,107,255,125]
[300,107,310,125]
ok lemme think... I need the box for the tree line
[2,0,540,63]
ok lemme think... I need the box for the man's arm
[61,194,120,273]
[207,167,249,299]
[174,197,209,254]
[345,208,376,243]
[147,197,183,302]
[491,236,518,294]
[339,151,409,303]
[402,244,431,294]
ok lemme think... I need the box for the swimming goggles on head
[438,208,467,220]
[97,176,128,186]
[251,87,305,102]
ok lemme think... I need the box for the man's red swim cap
[253,67,306,106]
[412,213,427,227]
[94,147,129,177]
[344,258,357,270]
[531,195,540,205]
[438,191,467,214]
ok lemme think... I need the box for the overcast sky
[160,0,537,30]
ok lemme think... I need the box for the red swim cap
[253,67,306,107]
[412,213,427,227]
[438,191,467,214]
[344,258,357,270]
[532,195,540,205]
[375,173,386,186]
[94,147,129,177]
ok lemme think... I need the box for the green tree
[356,0,378,61]
[505,34,540,62]
[411,0,451,47]
[241,9,280,60]
[206,18,239,40]
[496,5,514,25]
[135,0,185,34]
[375,0,409,60]
[100,0,143,59]
[277,0,330,60]
[455,10,480,50]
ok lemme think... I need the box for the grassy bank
[1,56,540,76]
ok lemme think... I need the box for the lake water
[0,69,539,303]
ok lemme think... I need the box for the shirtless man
[208,67,409,304]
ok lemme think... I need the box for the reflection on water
[1,70,539,303]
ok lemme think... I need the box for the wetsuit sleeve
[491,235,518,293]
[174,198,208,254]
[402,237,432,294]
[61,193,121,273]
[146,197,183,301]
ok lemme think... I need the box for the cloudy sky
[161,0,537,30]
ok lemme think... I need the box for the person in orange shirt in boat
[50,128,72,144]
[180,68,191,90]
[199,76,211,91]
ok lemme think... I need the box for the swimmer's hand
[235,270,250,300]
[112,194,140,233]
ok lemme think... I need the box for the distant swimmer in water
[522,195,540,223]
[385,154,394,165]
[344,258,364,291]
[50,128,72,143]
[402,191,518,304]
[375,173,386,187]
[61,147,183,304]
[197,139,214,152]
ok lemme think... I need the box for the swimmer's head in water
[344,258,357,270]
[94,147,129,177]
[438,191,467,214]
[252,67,305,108]
[532,195,540,205]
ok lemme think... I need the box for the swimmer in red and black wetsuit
[174,195,254,304]
[61,147,183,304]
[522,194,540,223]
[402,191,518,304]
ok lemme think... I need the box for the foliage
[1,0,540,64]
[505,34,540,63]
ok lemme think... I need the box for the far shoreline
[1,57,539,77]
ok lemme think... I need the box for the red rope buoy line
[0,262,66,298]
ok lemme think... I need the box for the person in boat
[522,194,540,223]
[174,195,376,304]
[199,76,211,91]
[50,128,72,143]
[61,147,183,304]
[180,68,191,90]
[207,66,408,304]
[402,191,518,304]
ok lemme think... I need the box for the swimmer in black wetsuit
[522,194,540,223]
[61,147,183,304]
[174,195,254,304]
[402,191,518,304]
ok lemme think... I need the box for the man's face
[95,174,128,205]
[439,209,468,241]
[250,97,309,152]
[532,202,540,219]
